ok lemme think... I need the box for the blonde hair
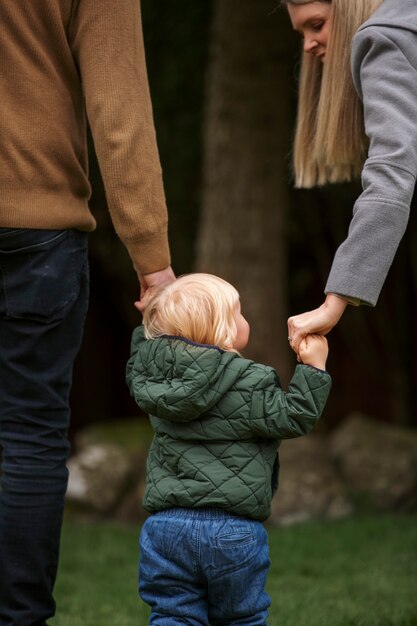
[143,273,240,352]
[282,0,384,187]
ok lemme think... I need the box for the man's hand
[135,266,176,312]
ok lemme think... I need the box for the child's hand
[298,334,328,370]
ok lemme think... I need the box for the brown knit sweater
[0,0,170,275]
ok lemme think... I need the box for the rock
[269,435,353,526]
[113,452,149,524]
[329,413,417,511]
[66,443,133,514]
[65,414,417,525]
[114,481,148,525]
[66,418,153,518]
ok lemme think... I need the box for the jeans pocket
[215,520,255,549]
[0,229,86,323]
[208,519,266,581]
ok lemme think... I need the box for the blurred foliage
[141,0,212,273]
[74,418,154,454]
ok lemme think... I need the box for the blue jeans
[139,508,271,625]
[0,228,89,626]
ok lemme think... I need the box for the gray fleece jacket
[325,0,417,306]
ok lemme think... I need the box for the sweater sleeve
[325,28,417,305]
[69,0,170,275]
[249,364,331,439]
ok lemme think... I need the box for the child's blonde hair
[281,0,384,187]
[143,273,240,352]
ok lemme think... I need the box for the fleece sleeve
[325,27,417,305]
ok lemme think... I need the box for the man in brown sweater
[0,1,174,624]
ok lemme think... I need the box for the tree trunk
[196,0,297,381]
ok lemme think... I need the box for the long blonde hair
[143,273,240,352]
[282,0,384,187]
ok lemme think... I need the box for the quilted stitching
[127,326,332,521]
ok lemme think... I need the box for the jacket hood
[359,0,417,34]
[126,326,253,422]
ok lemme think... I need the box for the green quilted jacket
[126,326,332,521]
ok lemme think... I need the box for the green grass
[52,514,417,626]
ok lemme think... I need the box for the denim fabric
[0,228,89,626]
[139,508,271,625]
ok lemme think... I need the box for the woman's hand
[287,294,348,355]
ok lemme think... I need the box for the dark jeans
[0,228,89,626]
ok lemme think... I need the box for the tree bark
[196,0,297,380]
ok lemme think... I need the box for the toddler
[126,273,331,625]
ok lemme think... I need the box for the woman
[282,0,417,352]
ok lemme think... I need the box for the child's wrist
[303,361,326,370]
